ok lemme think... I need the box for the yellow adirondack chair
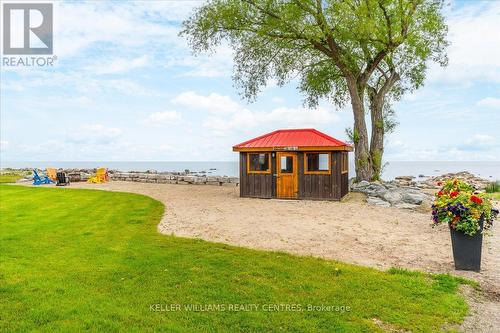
[87,168,109,183]
[46,168,57,181]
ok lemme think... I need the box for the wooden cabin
[233,129,353,200]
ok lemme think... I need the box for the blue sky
[1,0,499,163]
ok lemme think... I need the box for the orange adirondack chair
[46,168,57,181]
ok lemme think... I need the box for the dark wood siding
[271,153,276,198]
[340,152,349,198]
[341,172,349,198]
[239,152,273,198]
[332,152,342,199]
[240,151,349,200]
[299,152,337,200]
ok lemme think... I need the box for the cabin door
[276,152,298,199]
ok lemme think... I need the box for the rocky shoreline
[351,171,495,209]
[5,168,239,186]
[351,180,432,209]
[111,171,239,186]
[392,171,492,190]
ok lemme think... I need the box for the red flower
[450,191,459,198]
[437,191,443,196]
[470,195,483,205]
[437,181,442,186]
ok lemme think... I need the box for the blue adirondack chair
[32,169,54,185]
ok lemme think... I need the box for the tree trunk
[367,72,399,181]
[347,79,372,181]
[369,91,384,181]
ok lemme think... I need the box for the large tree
[181,0,448,181]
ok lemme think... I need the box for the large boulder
[383,191,403,204]
[401,192,426,205]
[353,180,370,189]
[367,196,390,207]
[360,183,387,197]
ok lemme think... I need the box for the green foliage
[0,185,470,331]
[371,149,383,180]
[344,127,360,144]
[181,0,449,106]
[345,127,354,143]
[352,129,360,144]
[356,155,369,168]
[383,104,399,134]
[485,181,500,193]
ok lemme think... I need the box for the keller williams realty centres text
[150,303,352,313]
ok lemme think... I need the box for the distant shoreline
[1,160,499,180]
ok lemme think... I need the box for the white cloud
[203,105,340,137]
[171,92,341,136]
[468,134,494,145]
[69,124,122,144]
[72,96,93,106]
[4,70,159,96]
[0,81,25,91]
[386,134,499,161]
[271,97,286,104]
[87,56,149,75]
[428,2,500,84]
[0,140,9,151]
[174,45,234,78]
[477,97,500,109]
[53,2,183,57]
[460,134,498,151]
[172,91,243,114]
[143,111,182,126]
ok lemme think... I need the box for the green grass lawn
[0,185,471,332]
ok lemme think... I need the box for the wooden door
[276,152,298,199]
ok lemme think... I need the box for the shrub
[485,181,500,193]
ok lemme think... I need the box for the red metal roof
[233,129,352,150]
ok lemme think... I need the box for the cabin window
[247,153,271,174]
[304,153,330,174]
[280,156,294,173]
[341,152,348,173]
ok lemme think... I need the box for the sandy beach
[65,182,499,289]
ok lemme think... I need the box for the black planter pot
[450,217,484,272]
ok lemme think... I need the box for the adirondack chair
[32,169,54,185]
[87,168,109,183]
[46,168,57,181]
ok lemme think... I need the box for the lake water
[2,160,499,180]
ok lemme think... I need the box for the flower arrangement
[432,179,498,236]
